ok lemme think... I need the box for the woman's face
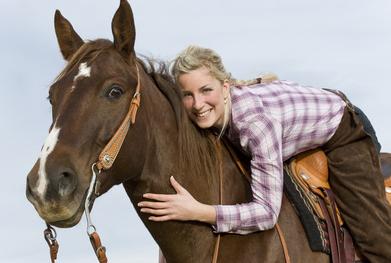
[179,67,229,129]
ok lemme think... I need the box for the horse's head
[26,0,142,228]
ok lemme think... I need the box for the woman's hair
[171,45,232,84]
[171,45,232,138]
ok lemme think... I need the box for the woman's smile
[195,108,212,118]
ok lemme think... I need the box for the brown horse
[25,1,389,262]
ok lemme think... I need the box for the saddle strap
[324,189,346,263]
[319,190,356,263]
[319,198,340,263]
[343,227,355,263]
[324,189,356,263]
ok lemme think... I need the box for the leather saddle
[291,149,391,210]
[289,148,391,263]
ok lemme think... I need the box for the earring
[224,97,227,104]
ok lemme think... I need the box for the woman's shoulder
[230,79,293,97]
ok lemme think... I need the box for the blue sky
[1,0,391,262]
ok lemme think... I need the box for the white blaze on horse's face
[36,126,61,197]
[71,62,91,90]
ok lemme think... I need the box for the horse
[25,0,389,262]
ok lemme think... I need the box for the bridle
[44,63,141,263]
[96,64,141,171]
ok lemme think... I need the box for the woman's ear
[223,80,230,97]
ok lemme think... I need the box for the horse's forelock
[53,39,115,83]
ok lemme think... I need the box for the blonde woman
[138,45,391,262]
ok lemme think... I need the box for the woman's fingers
[138,201,169,209]
[142,193,173,201]
[140,208,170,216]
[148,215,175,222]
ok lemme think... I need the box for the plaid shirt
[213,80,346,234]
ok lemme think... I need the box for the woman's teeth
[197,109,212,117]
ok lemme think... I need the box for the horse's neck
[121,78,218,261]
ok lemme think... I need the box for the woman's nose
[193,94,204,110]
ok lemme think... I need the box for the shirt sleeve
[213,112,284,235]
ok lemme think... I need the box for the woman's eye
[202,88,212,94]
[107,86,124,99]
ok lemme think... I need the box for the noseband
[44,63,142,263]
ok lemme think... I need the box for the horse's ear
[54,10,84,61]
[111,0,136,60]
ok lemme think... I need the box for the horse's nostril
[57,170,77,197]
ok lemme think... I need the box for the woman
[138,45,391,262]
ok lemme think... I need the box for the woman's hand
[138,176,216,224]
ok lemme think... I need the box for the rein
[43,63,141,263]
[211,140,224,263]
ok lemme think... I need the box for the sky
[1,0,391,262]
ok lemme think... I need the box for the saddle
[288,148,391,263]
[290,149,391,214]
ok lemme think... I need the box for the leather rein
[44,64,141,263]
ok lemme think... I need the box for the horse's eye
[107,86,124,99]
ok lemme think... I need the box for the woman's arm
[139,93,284,234]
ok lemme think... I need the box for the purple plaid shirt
[213,80,346,234]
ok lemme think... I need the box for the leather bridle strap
[96,64,141,171]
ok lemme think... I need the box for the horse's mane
[55,39,219,185]
[137,58,219,184]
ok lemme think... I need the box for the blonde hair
[171,45,232,138]
[171,45,232,84]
